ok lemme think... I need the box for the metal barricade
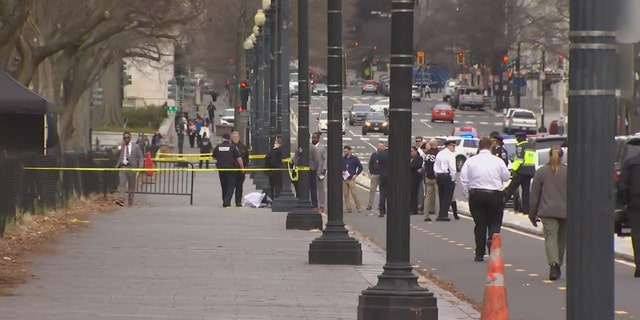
[135,160,194,205]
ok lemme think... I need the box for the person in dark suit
[115,131,144,206]
[410,146,425,215]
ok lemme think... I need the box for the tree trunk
[98,61,124,127]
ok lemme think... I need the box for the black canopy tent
[0,69,59,156]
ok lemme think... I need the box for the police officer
[489,131,509,166]
[213,133,244,207]
[231,131,249,207]
[504,131,535,214]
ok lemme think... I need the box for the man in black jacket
[231,131,249,206]
[367,142,385,211]
[423,138,440,221]
[376,142,390,217]
[617,152,640,277]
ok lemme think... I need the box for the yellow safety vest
[512,141,535,173]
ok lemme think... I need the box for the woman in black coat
[409,146,425,215]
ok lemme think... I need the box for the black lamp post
[308,0,362,265]
[243,37,255,149]
[271,0,299,213]
[566,0,615,318]
[357,1,438,318]
[284,0,322,229]
[538,50,548,133]
[251,9,270,191]
[267,0,278,145]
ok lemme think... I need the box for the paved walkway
[0,171,479,319]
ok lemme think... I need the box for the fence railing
[135,160,194,205]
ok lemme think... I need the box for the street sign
[166,105,179,112]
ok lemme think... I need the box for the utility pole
[539,50,547,133]
[567,0,616,318]
[358,1,438,318]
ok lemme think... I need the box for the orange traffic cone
[480,233,508,320]
[144,151,154,177]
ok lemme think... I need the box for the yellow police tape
[154,152,295,160]
[154,155,293,163]
[22,166,309,173]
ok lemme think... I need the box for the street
[289,86,638,320]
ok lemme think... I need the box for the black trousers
[436,174,455,218]
[268,172,282,200]
[505,173,532,214]
[188,133,196,148]
[379,177,388,215]
[627,198,640,269]
[410,176,422,214]
[219,171,237,207]
[309,170,318,207]
[469,190,505,257]
[234,173,245,206]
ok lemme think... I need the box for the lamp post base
[309,231,362,265]
[538,126,548,133]
[357,289,438,320]
[271,190,298,212]
[286,205,323,230]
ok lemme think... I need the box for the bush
[122,105,167,129]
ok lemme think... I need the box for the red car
[431,103,454,123]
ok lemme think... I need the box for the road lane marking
[558,287,566,291]
[343,137,353,141]
[465,247,472,250]
[615,311,629,315]
[360,137,370,141]
[528,273,539,277]
[480,122,489,125]
[420,119,433,128]
[543,280,554,284]
[448,240,456,243]
[465,121,474,124]
[504,264,513,267]
[515,269,525,272]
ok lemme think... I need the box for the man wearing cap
[489,131,509,166]
[213,133,244,207]
[433,139,458,221]
[504,131,536,214]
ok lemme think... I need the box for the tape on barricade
[153,156,293,163]
[155,152,294,160]
[22,166,309,172]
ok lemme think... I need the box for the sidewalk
[355,173,635,261]
[0,171,479,319]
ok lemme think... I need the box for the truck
[413,64,448,92]
[457,87,485,110]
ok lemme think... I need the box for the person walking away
[504,131,536,214]
[231,131,249,207]
[265,138,284,200]
[410,146,425,215]
[618,150,640,278]
[376,142,390,217]
[342,146,363,213]
[425,85,432,99]
[195,117,203,147]
[529,145,567,280]
[433,140,457,221]
[423,138,440,221]
[175,111,186,154]
[188,119,197,148]
[115,132,144,206]
[460,137,511,262]
[308,137,320,211]
[311,132,327,213]
[207,100,217,129]
[199,132,212,169]
[367,142,385,211]
[213,133,244,207]
[489,131,509,166]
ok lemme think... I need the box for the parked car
[435,135,479,170]
[220,108,235,125]
[361,80,379,95]
[370,99,389,115]
[361,112,389,135]
[450,87,466,108]
[528,135,567,150]
[317,110,346,134]
[411,85,421,101]
[457,87,485,110]
[348,104,371,125]
[312,83,328,96]
[503,109,538,134]
[380,78,391,96]
[430,103,454,123]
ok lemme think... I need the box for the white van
[443,79,463,102]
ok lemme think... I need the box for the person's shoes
[115,200,124,206]
[474,256,484,262]
[436,216,451,221]
[424,216,432,222]
[453,212,460,220]
[549,264,561,281]
[366,206,372,210]
[634,268,640,278]
[378,212,386,217]
[357,208,363,213]
[236,204,243,207]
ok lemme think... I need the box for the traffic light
[237,106,243,113]
[182,78,197,100]
[121,62,132,86]
[354,41,359,47]
[502,55,509,64]
[457,51,465,65]
[416,51,425,66]
[168,78,177,100]
[508,71,514,80]
[557,54,565,70]
[373,45,377,51]
[173,44,187,87]
[239,81,250,111]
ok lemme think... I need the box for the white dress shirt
[459,149,511,199]
[118,143,131,165]
[433,147,456,181]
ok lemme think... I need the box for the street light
[357,0,437,318]
[262,0,271,11]
[244,37,255,150]
[255,9,266,26]
[250,9,270,191]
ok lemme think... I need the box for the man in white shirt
[460,137,511,261]
[433,139,457,221]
